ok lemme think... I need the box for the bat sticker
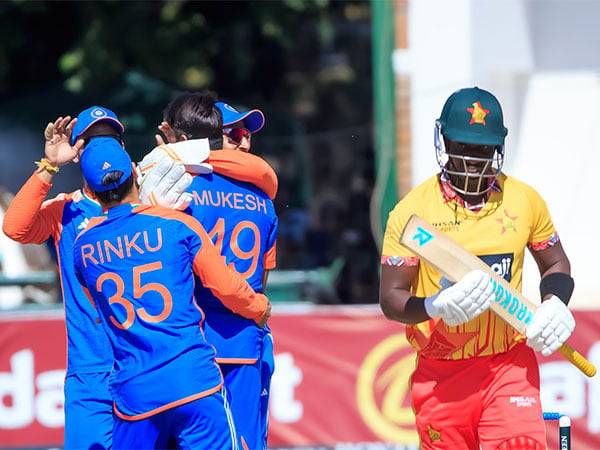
[412,226,433,247]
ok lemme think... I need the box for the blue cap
[80,137,132,193]
[216,101,265,133]
[70,106,125,145]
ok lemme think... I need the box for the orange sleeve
[264,241,277,270]
[208,150,278,200]
[2,172,66,244]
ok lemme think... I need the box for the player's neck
[458,192,487,205]
[101,191,141,210]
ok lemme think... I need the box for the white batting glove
[137,157,193,210]
[138,140,212,176]
[526,296,575,356]
[424,270,494,326]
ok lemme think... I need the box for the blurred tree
[0,1,370,135]
[0,0,377,302]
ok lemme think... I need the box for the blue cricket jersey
[187,173,278,362]
[73,203,268,420]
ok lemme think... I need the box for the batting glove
[138,140,213,177]
[137,156,193,210]
[424,269,495,326]
[526,296,575,356]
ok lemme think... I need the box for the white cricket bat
[400,214,596,378]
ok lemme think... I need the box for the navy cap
[80,137,132,193]
[70,106,125,145]
[216,101,265,133]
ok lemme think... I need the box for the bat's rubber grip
[559,343,597,377]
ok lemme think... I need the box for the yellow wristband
[35,158,60,174]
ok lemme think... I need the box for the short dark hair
[95,171,134,204]
[163,90,223,149]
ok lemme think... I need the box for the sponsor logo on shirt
[432,219,462,232]
[478,253,513,282]
[509,396,536,408]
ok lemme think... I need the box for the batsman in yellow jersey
[380,87,576,450]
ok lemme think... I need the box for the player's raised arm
[2,116,82,244]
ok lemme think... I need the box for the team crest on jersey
[478,253,513,281]
[497,209,518,234]
[467,101,489,125]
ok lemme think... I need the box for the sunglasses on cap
[224,127,251,145]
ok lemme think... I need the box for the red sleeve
[2,172,66,244]
[208,150,278,200]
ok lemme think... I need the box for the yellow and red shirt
[381,173,558,360]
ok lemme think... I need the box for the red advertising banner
[0,306,599,449]
[0,310,66,448]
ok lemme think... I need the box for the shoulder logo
[467,101,489,125]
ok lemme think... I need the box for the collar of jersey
[438,172,502,212]
[105,202,139,218]
[81,185,101,206]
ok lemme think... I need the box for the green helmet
[434,87,508,196]
[437,87,508,146]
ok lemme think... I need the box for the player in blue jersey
[3,109,125,449]
[216,99,276,450]
[151,92,278,450]
[3,106,278,449]
[73,137,271,450]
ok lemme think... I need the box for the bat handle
[559,343,597,377]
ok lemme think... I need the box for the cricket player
[214,100,276,450]
[379,87,575,449]
[2,106,277,449]
[73,137,270,450]
[146,92,278,450]
[3,108,125,449]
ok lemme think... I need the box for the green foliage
[0,1,370,132]
[0,0,377,301]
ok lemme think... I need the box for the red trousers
[411,343,546,450]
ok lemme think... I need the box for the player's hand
[44,116,84,166]
[137,156,193,210]
[526,296,575,356]
[257,302,272,328]
[425,270,494,326]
